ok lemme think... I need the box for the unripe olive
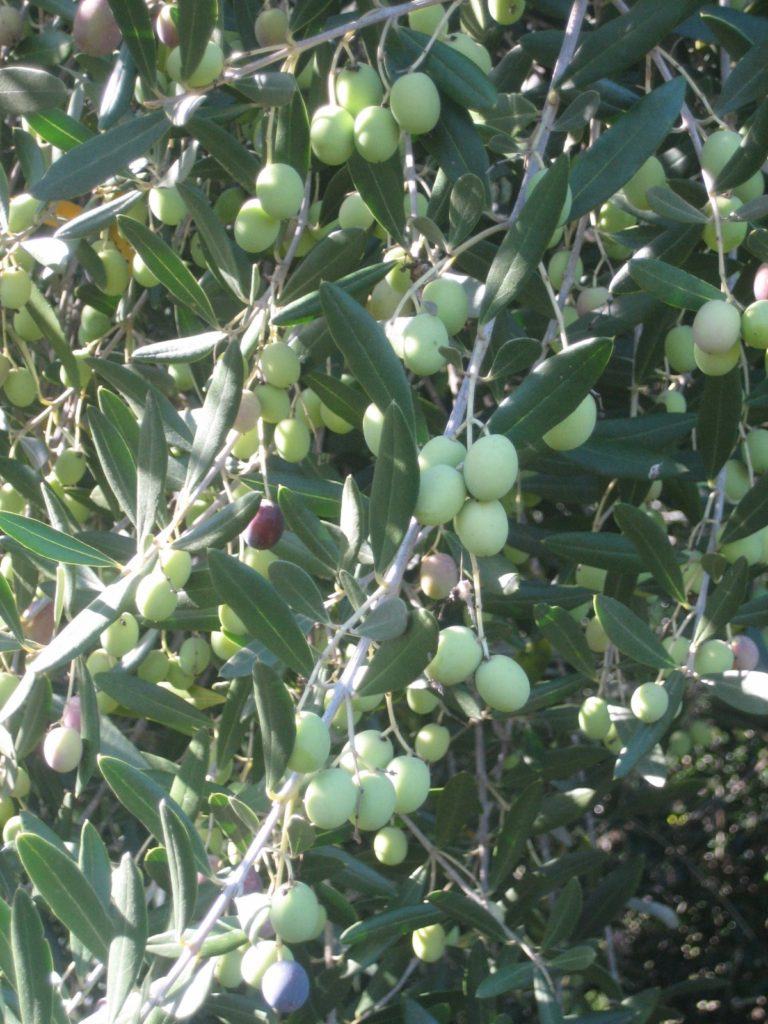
[700,128,741,177]
[422,278,469,335]
[241,940,293,989]
[8,193,42,233]
[159,548,192,589]
[310,105,355,165]
[412,923,446,962]
[488,0,525,24]
[255,7,289,46]
[135,571,178,621]
[166,39,224,88]
[256,163,304,221]
[658,388,686,414]
[445,32,492,74]
[623,155,666,210]
[693,341,740,376]
[475,655,530,712]
[73,0,122,56]
[389,73,441,135]
[259,341,300,389]
[667,729,692,758]
[731,634,759,672]
[415,723,450,762]
[576,286,609,317]
[547,250,582,292]
[341,730,393,771]
[274,418,310,463]
[427,625,483,686]
[408,6,445,33]
[374,825,408,865]
[137,648,168,683]
[406,680,440,714]
[530,168,573,230]
[254,383,291,423]
[0,671,20,710]
[694,638,734,676]
[744,428,768,473]
[454,499,508,557]
[387,755,431,813]
[720,530,763,566]
[352,770,397,831]
[418,435,466,470]
[43,726,83,773]
[93,244,130,296]
[287,711,331,773]
[219,603,247,635]
[296,387,323,429]
[303,768,357,829]
[101,612,139,658]
[0,266,31,310]
[462,434,518,501]
[178,636,211,676]
[52,449,87,487]
[0,798,17,832]
[0,5,25,47]
[361,403,384,455]
[401,313,449,375]
[741,300,768,349]
[0,355,10,387]
[335,64,384,116]
[339,193,374,231]
[270,881,320,944]
[79,304,111,342]
[542,395,597,451]
[578,695,611,740]
[131,252,158,288]
[415,464,467,526]
[734,170,763,204]
[213,948,244,989]
[234,199,280,253]
[585,616,609,653]
[211,630,243,661]
[0,483,24,513]
[724,459,750,503]
[702,196,746,252]
[630,682,668,723]
[148,186,187,227]
[234,390,262,434]
[319,402,354,434]
[664,324,697,372]
[242,548,279,578]
[419,552,459,599]
[354,106,400,163]
[13,307,42,343]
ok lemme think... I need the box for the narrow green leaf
[187,115,261,192]
[435,772,480,846]
[542,531,643,572]
[55,189,142,239]
[427,890,507,942]
[88,406,138,526]
[489,337,612,444]
[534,604,596,678]
[174,489,261,553]
[358,608,438,697]
[268,560,329,623]
[132,330,226,365]
[277,486,340,573]
[628,258,722,309]
[32,111,169,201]
[697,368,742,478]
[26,108,93,149]
[160,799,198,936]
[302,370,368,428]
[170,729,211,819]
[576,855,646,937]
[179,0,218,81]
[137,392,167,544]
[534,788,596,833]
[25,282,80,388]
[716,38,768,115]
[569,79,685,220]
[356,597,409,641]
[177,182,245,300]
[614,503,686,604]
[13,675,51,760]
[594,595,674,669]
[341,904,443,946]
[711,670,768,716]
[0,65,67,116]
[347,149,406,244]
[272,262,391,327]
[370,403,419,575]
[117,215,217,325]
[693,557,749,647]
[0,574,24,643]
[284,229,368,304]
[487,338,540,379]
[16,833,115,960]
[208,550,313,675]
[716,97,768,190]
[107,854,147,1024]
[0,511,117,567]
[107,0,157,87]
[182,339,243,498]
[392,28,498,111]
[721,472,768,543]
[274,86,310,175]
[422,98,489,190]
[449,173,486,245]
[95,669,209,734]
[79,820,112,912]
[476,963,535,999]
[534,968,565,1024]
[481,156,569,322]
[614,672,686,779]
[99,46,137,131]
[489,780,543,891]
[253,662,296,792]
[11,888,54,1024]
[542,878,583,951]
[99,755,210,872]
[645,185,709,224]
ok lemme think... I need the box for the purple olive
[73,0,122,57]
[243,500,284,550]
[260,960,310,1014]
[155,4,179,47]
[61,696,82,732]
[754,263,768,302]
[731,635,759,672]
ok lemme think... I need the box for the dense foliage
[0,0,767,1022]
